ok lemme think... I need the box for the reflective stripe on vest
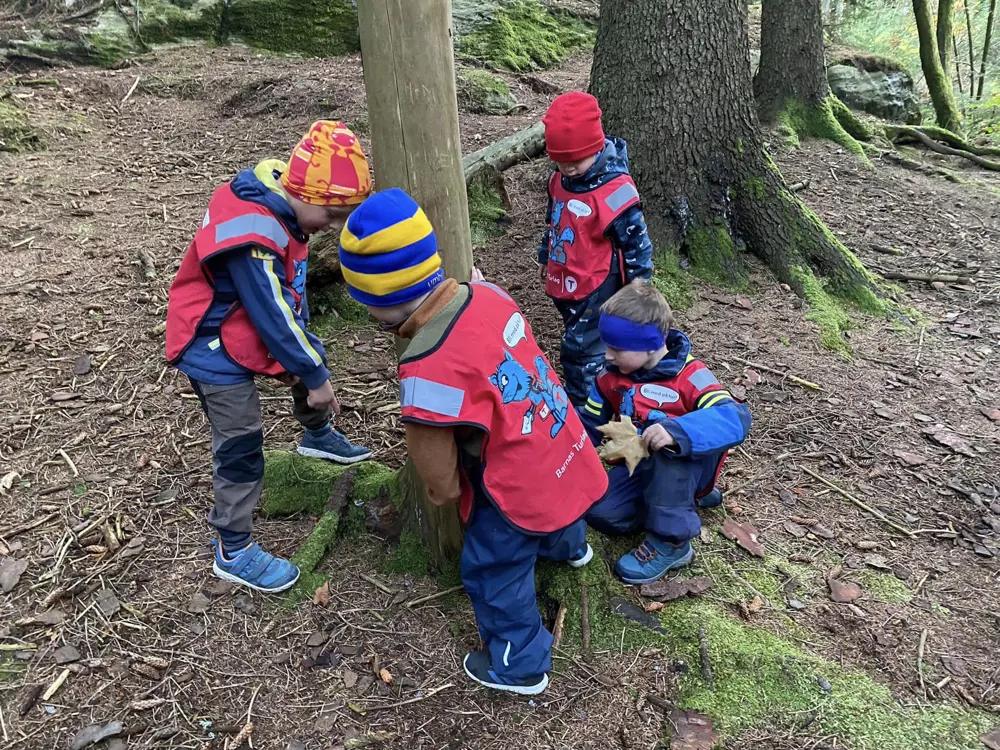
[398,282,608,534]
[544,173,640,301]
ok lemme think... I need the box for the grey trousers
[191,379,330,534]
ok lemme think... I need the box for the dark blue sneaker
[697,488,723,509]
[462,650,548,696]
[567,543,594,569]
[212,539,300,593]
[297,426,371,465]
[615,537,694,585]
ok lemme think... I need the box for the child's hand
[642,423,676,452]
[308,380,341,415]
[470,266,485,283]
[538,263,547,282]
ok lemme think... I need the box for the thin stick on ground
[361,682,455,712]
[883,271,972,284]
[698,624,714,690]
[405,585,463,609]
[580,583,591,655]
[915,326,926,368]
[734,358,823,390]
[918,628,929,697]
[799,466,917,538]
[551,603,568,650]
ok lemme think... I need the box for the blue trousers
[555,272,622,406]
[586,450,723,545]
[460,501,587,680]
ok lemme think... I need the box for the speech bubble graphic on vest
[640,383,680,406]
[502,312,527,348]
[566,199,593,218]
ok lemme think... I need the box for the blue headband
[599,314,667,352]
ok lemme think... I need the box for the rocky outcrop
[827,56,922,125]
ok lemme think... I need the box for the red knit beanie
[543,91,605,163]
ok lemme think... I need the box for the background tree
[753,0,870,155]
[937,0,956,71]
[913,0,963,130]
[591,0,890,351]
[978,0,998,100]
[357,0,471,565]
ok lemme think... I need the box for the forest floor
[1,44,1000,750]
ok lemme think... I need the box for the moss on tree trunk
[913,0,963,132]
[754,0,868,162]
[592,0,892,353]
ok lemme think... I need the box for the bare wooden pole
[357,0,472,564]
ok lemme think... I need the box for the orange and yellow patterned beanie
[281,121,372,206]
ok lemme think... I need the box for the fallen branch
[799,465,916,538]
[886,125,1000,171]
[121,75,141,105]
[551,603,567,650]
[883,271,972,284]
[698,625,714,690]
[0,511,59,538]
[404,584,463,609]
[877,150,962,182]
[360,682,454,712]
[733,358,823,391]
[869,244,905,256]
[462,121,545,186]
[14,78,60,88]
[788,179,810,192]
[917,628,928,697]
[136,248,157,280]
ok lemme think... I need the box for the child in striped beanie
[341,189,607,697]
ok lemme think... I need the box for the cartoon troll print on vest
[547,199,575,265]
[618,386,667,426]
[489,350,569,438]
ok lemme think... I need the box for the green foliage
[856,570,913,604]
[457,69,517,115]
[467,176,508,246]
[458,0,595,71]
[0,101,42,153]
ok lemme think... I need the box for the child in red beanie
[539,91,654,406]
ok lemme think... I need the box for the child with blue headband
[580,283,752,584]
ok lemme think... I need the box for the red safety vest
[597,360,731,494]
[545,173,640,301]
[165,183,308,376]
[399,282,608,534]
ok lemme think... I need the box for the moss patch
[222,0,359,56]
[261,451,396,517]
[467,175,508,246]
[651,252,694,310]
[0,101,42,153]
[856,570,913,604]
[457,69,517,115]
[538,532,993,748]
[308,282,371,338]
[458,0,595,71]
[775,97,870,164]
[685,221,748,288]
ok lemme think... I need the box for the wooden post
[357,0,471,564]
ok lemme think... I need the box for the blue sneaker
[212,539,300,593]
[567,543,594,569]
[697,488,723,509]
[462,650,548,696]
[615,537,694,585]
[297,427,371,465]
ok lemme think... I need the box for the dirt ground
[1,42,999,750]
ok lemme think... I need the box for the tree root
[885,125,1000,171]
[888,124,1000,157]
[775,97,870,166]
[830,97,873,142]
[876,149,963,183]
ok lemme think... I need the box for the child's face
[554,153,598,179]
[605,346,655,375]
[293,202,356,235]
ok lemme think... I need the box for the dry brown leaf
[378,667,393,685]
[668,709,719,750]
[597,417,649,475]
[893,449,927,466]
[922,424,976,457]
[313,580,330,607]
[643,601,666,612]
[721,518,765,557]
[828,577,862,603]
[747,595,764,613]
[640,576,713,602]
[980,407,1000,423]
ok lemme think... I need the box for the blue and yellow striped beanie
[338,188,444,307]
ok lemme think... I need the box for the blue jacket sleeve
[660,397,751,458]
[537,195,553,266]
[227,247,331,390]
[577,380,614,446]
[607,206,654,283]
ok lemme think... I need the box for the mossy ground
[467,176,508,247]
[0,101,42,153]
[458,0,595,71]
[308,282,371,339]
[456,69,517,115]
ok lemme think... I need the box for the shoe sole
[617,548,695,585]
[212,561,300,593]
[463,654,549,696]
[567,543,594,569]
[296,446,372,465]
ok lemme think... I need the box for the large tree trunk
[754,0,868,157]
[591,0,888,352]
[913,0,963,131]
[936,0,956,71]
[356,0,471,566]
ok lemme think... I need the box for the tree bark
[754,0,866,158]
[978,0,998,100]
[913,0,963,131]
[963,1,976,95]
[592,0,887,352]
[937,0,956,71]
[356,0,470,565]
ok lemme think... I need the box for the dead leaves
[0,556,29,593]
[668,709,719,750]
[893,449,927,466]
[70,721,123,750]
[922,424,976,457]
[980,407,1000,423]
[313,580,331,607]
[639,576,713,602]
[597,416,649,475]
[827,567,863,603]
[721,518,765,557]
[73,354,92,375]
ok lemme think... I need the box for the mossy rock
[457,69,517,115]
[458,0,596,71]
[222,0,359,57]
[0,101,42,153]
